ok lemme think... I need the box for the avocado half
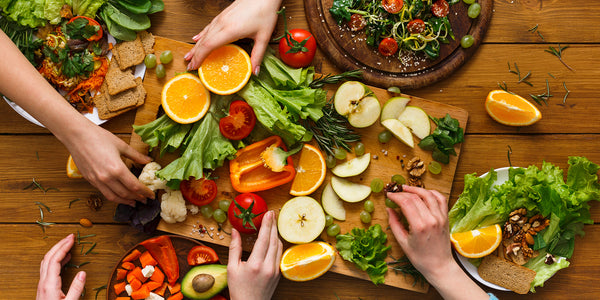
[181,264,228,300]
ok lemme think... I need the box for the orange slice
[290,144,326,196]
[198,44,252,95]
[485,90,542,126]
[66,155,83,178]
[161,73,211,124]
[280,241,336,282]
[450,224,502,258]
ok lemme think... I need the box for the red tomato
[67,16,103,41]
[348,14,367,31]
[381,0,404,14]
[187,245,219,266]
[431,0,450,18]
[278,29,317,68]
[180,177,218,207]
[210,295,227,300]
[378,37,399,57]
[227,193,267,234]
[407,19,426,34]
[219,100,256,140]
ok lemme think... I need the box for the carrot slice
[167,282,181,294]
[130,285,150,300]
[140,251,158,267]
[167,292,183,300]
[127,267,147,283]
[149,266,164,283]
[123,249,142,262]
[154,282,168,297]
[143,281,162,292]
[129,278,142,292]
[115,297,131,300]
[113,281,127,295]
[121,261,135,271]
[116,268,128,281]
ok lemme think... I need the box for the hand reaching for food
[184,0,283,73]
[36,234,86,300]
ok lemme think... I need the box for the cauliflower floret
[138,162,167,192]
[160,189,187,223]
[186,204,200,215]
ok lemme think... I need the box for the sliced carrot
[154,282,168,297]
[167,282,181,294]
[143,280,162,292]
[139,251,158,267]
[129,278,142,292]
[122,249,142,262]
[127,267,148,283]
[121,261,135,271]
[115,297,131,300]
[167,292,183,300]
[113,281,127,295]
[130,285,150,300]
[116,268,128,281]
[149,266,164,283]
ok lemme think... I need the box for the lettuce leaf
[133,114,193,157]
[4,0,46,28]
[523,249,570,293]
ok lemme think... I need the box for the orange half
[161,73,211,124]
[280,241,336,282]
[290,144,326,196]
[198,44,252,95]
[450,224,502,258]
[485,90,541,126]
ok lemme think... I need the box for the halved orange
[198,44,252,95]
[290,144,326,196]
[485,90,542,126]
[66,155,83,178]
[161,73,211,124]
[450,224,502,258]
[280,241,336,282]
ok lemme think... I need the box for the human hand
[227,210,283,300]
[184,0,283,73]
[37,234,86,300]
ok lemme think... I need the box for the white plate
[4,34,146,128]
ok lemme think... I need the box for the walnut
[406,157,426,177]
[384,182,403,193]
[87,193,103,211]
[509,208,528,217]
[529,215,550,232]
[544,253,556,265]
[407,176,424,188]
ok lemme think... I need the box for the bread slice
[138,30,155,54]
[113,36,145,70]
[478,255,536,294]
[105,58,137,95]
[106,78,146,112]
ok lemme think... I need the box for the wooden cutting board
[304,0,493,89]
[130,36,468,293]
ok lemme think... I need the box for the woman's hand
[37,234,86,300]
[227,210,283,300]
[184,0,283,74]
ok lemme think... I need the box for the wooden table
[1,1,599,299]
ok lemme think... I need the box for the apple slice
[381,118,414,148]
[321,183,346,221]
[331,153,371,177]
[330,176,371,203]
[334,81,381,128]
[380,97,410,121]
[277,196,326,244]
[398,106,431,140]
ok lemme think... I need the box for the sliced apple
[331,153,371,177]
[330,176,371,203]
[277,196,326,244]
[334,81,381,128]
[381,118,414,148]
[398,106,431,140]
[321,183,346,221]
[380,97,410,121]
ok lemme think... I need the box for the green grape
[378,131,392,143]
[363,200,375,213]
[370,178,384,193]
[428,161,442,175]
[200,205,213,218]
[359,210,372,223]
[354,142,365,156]
[325,215,334,227]
[160,50,173,64]
[213,208,227,223]
[155,64,166,78]
[391,174,406,185]
[144,54,157,69]
[326,224,341,237]
[325,155,337,168]
[460,35,475,49]
[463,0,475,4]
[468,3,481,18]
[385,197,399,208]
[334,148,347,160]
[218,199,231,212]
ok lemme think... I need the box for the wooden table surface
[1,0,599,299]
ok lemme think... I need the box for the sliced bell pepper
[230,136,296,193]
[140,236,179,285]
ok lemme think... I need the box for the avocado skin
[181,264,228,300]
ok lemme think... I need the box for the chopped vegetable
[139,251,158,267]
[260,144,302,172]
[122,249,142,262]
[140,236,179,285]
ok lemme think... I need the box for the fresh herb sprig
[387,255,427,287]
[302,101,361,156]
[529,79,553,105]
[545,44,574,71]
[507,62,532,86]
[562,82,570,104]
[309,69,363,89]
[418,114,464,164]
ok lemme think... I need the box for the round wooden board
[305,0,493,89]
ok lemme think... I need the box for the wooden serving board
[130,36,468,293]
[304,0,493,89]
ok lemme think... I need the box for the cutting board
[130,36,468,293]
[304,0,493,89]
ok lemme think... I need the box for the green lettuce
[43,0,65,24]
[3,0,46,28]
[73,0,106,18]
[523,249,570,292]
[133,114,193,157]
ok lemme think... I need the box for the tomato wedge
[381,0,404,14]
[378,37,399,57]
[219,100,256,140]
[187,245,219,266]
[180,177,218,207]
[67,16,103,41]
[432,0,450,18]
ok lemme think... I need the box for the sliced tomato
[67,16,103,41]
[348,14,367,31]
[187,245,219,266]
[219,100,256,140]
[431,0,450,18]
[378,37,399,57]
[381,0,404,14]
[407,19,426,34]
[180,177,218,207]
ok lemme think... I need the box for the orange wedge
[290,144,326,196]
[450,224,502,258]
[161,73,211,124]
[485,90,541,126]
[198,44,252,95]
[66,155,83,178]
[280,241,336,282]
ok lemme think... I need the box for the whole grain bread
[478,255,537,294]
[105,58,137,95]
[106,78,146,112]
[138,30,155,54]
[113,36,145,70]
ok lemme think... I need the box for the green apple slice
[321,182,346,221]
[330,176,371,203]
[331,153,371,177]
[381,118,414,148]
[380,97,410,121]
[277,196,326,244]
[334,81,381,128]
[398,106,431,140]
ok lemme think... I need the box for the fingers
[41,234,75,277]
[403,186,444,221]
[387,191,428,230]
[64,271,86,300]
[248,211,274,263]
[94,181,136,207]
[264,212,281,274]
[430,189,449,218]
[387,208,408,246]
[228,228,242,269]
[249,35,270,75]
[120,143,152,166]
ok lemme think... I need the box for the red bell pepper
[140,236,179,285]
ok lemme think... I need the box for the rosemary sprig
[93,285,107,300]
[35,201,52,213]
[23,178,60,193]
[528,24,538,32]
[548,72,556,79]
[35,151,39,160]
[562,82,570,104]
[545,44,574,71]
[537,31,545,41]
[387,255,426,287]
[84,242,97,255]
[309,69,363,89]
[69,198,81,208]
[507,145,513,167]
[65,261,90,269]
[507,62,532,86]
[529,79,553,105]
[301,101,361,156]
[36,205,55,233]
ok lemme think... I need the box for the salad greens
[418,113,464,164]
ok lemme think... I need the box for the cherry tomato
[219,100,256,140]
[348,14,367,31]
[278,29,317,68]
[187,245,219,266]
[431,0,450,18]
[378,37,399,57]
[67,16,103,41]
[381,0,404,14]
[227,193,267,234]
[407,19,426,34]
[180,177,218,207]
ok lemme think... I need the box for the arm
[184,0,283,74]
[37,234,86,300]
[386,186,489,300]
[0,30,154,206]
